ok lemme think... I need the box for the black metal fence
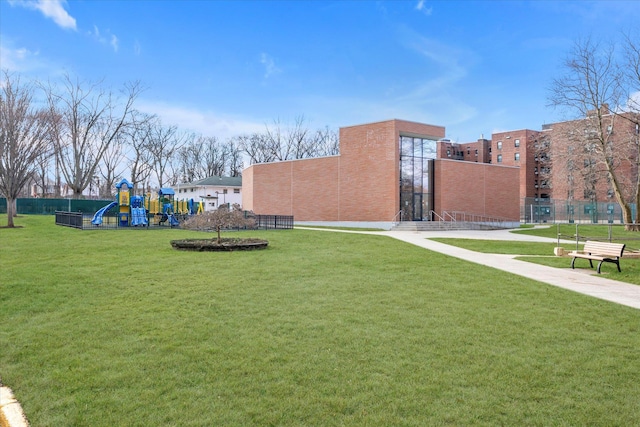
[55,211,84,228]
[254,214,294,230]
[53,210,294,231]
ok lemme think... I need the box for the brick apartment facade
[541,110,639,205]
[437,138,491,164]
[435,108,639,222]
[490,129,543,200]
[243,119,521,227]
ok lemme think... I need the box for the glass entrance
[413,194,423,221]
[399,136,436,221]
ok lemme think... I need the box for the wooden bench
[569,241,626,274]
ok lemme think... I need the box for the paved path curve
[299,226,640,310]
[380,229,640,310]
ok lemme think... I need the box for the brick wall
[434,159,520,220]
[242,119,523,222]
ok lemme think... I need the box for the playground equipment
[91,180,202,227]
[156,188,180,227]
[92,179,148,227]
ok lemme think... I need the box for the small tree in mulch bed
[171,204,268,251]
[184,204,255,243]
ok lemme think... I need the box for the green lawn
[513,223,640,244]
[2,216,640,426]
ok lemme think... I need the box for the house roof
[193,176,242,187]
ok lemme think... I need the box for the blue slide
[91,201,117,225]
[130,207,148,226]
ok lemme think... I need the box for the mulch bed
[170,238,268,251]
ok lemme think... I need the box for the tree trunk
[634,180,640,231]
[6,196,15,227]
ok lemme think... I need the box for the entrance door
[412,194,423,221]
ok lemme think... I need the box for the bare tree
[621,31,640,225]
[97,134,126,198]
[33,149,53,197]
[124,110,155,194]
[181,203,254,243]
[549,37,639,230]
[235,132,276,165]
[44,73,141,198]
[178,135,219,182]
[177,135,245,182]
[225,138,244,177]
[311,126,340,157]
[146,121,191,188]
[238,116,338,165]
[265,116,311,161]
[0,71,52,227]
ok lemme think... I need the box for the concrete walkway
[298,226,640,310]
[381,228,640,310]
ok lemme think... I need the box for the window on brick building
[497,141,502,150]
[514,139,520,147]
[446,149,451,157]
[514,153,520,161]
[497,154,502,163]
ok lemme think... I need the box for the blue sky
[2,0,639,143]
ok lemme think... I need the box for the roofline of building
[246,154,341,168]
[339,118,445,132]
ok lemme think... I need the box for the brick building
[437,138,491,163]
[541,110,639,206]
[437,107,639,223]
[242,119,520,228]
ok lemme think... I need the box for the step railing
[442,211,514,229]
[392,210,404,226]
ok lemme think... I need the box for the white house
[173,176,242,212]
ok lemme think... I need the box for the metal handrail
[440,210,514,229]
[443,211,456,222]
[429,210,445,222]
[392,210,404,225]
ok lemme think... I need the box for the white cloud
[260,53,281,79]
[136,100,266,140]
[0,41,42,72]
[415,0,433,16]
[8,0,77,30]
[88,25,119,52]
[626,91,640,112]
[110,35,119,53]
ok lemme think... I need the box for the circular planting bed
[170,238,268,251]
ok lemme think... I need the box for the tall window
[514,153,520,161]
[497,154,503,163]
[497,141,502,150]
[514,139,520,147]
[399,136,436,221]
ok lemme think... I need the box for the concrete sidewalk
[380,228,640,310]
